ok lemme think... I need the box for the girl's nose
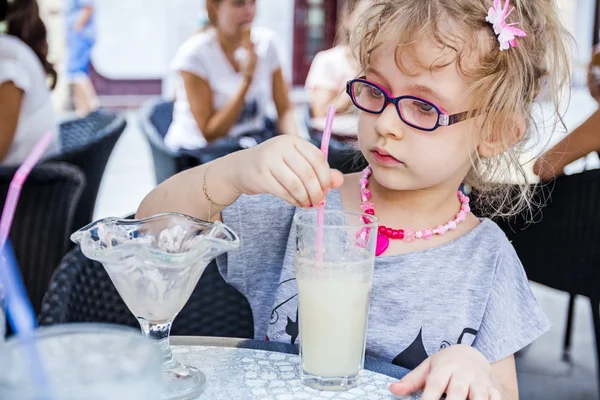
[375,103,405,140]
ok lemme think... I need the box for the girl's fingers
[270,163,311,208]
[266,174,303,208]
[445,375,470,400]
[293,139,333,190]
[421,367,452,400]
[389,358,430,396]
[488,387,502,400]
[330,169,345,188]
[468,384,490,400]
[283,150,326,207]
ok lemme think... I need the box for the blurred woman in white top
[0,0,59,166]
[165,0,298,152]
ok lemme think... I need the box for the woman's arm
[272,68,299,136]
[182,71,251,143]
[182,41,259,143]
[535,47,600,181]
[74,6,93,32]
[533,109,600,180]
[0,82,24,162]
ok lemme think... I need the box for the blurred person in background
[65,0,98,117]
[534,46,600,180]
[165,0,298,154]
[0,0,59,165]
[305,0,371,127]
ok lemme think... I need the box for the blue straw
[0,241,53,399]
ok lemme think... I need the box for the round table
[171,337,416,400]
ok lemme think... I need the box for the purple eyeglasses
[346,78,476,132]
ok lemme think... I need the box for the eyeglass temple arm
[439,111,473,127]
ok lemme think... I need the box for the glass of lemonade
[294,210,378,391]
[0,324,164,400]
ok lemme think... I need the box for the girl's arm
[272,68,300,136]
[181,71,251,143]
[490,355,519,399]
[0,82,24,162]
[137,135,343,220]
[136,155,240,222]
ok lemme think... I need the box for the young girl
[138,0,571,397]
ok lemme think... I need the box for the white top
[0,35,59,166]
[165,27,282,151]
[305,45,356,92]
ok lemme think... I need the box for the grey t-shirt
[217,190,550,369]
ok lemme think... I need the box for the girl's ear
[477,118,525,157]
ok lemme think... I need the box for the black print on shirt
[392,327,479,370]
[285,309,299,344]
[392,328,429,370]
[268,278,299,344]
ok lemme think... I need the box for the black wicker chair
[138,99,197,185]
[39,247,254,339]
[482,169,600,394]
[0,162,85,316]
[51,110,127,231]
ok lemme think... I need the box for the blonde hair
[336,0,371,45]
[352,0,572,217]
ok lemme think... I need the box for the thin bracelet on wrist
[203,165,234,221]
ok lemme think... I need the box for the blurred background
[34,0,599,218]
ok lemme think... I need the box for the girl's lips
[372,149,404,166]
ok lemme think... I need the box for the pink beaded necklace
[359,166,471,256]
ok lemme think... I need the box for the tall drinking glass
[294,210,378,391]
[0,324,164,399]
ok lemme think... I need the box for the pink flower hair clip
[486,0,527,51]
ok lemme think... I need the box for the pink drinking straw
[315,105,336,263]
[0,131,54,251]
[0,131,55,397]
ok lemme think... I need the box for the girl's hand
[390,345,502,400]
[230,136,344,208]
